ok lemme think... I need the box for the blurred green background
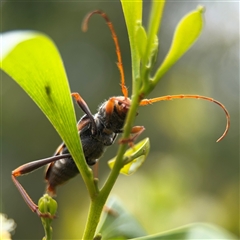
[1,1,239,239]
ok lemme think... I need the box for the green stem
[82,198,104,240]
[82,1,150,238]
[82,92,140,240]
[41,220,53,240]
[44,226,52,240]
[101,94,140,196]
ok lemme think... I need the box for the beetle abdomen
[46,156,79,195]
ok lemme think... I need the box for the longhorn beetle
[11,10,230,218]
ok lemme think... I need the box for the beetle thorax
[96,96,131,132]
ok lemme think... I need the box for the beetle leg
[119,126,145,146]
[11,175,53,218]
[12,153,70,218]
[71,92,97,135]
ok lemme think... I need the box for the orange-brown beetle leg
[119,126,145,146]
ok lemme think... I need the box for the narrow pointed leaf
[144,0,165,66]
[154,6,205,83]
[140,0,165,92]
[120,0,142,52]
[120,0,142,88]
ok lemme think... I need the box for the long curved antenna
[82,10,128,98]
[140,94,230,142]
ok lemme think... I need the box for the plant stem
[101,94,140,193]
[42,222,52,240]
[82,198,104,240]
[82,92,140,240]
[82,2,144,238]
[45,227,52,240]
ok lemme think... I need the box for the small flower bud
[38,194,57,217]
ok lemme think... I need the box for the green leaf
[96,197,147,240]
[135,24,147,59]
[149,35,159,67]
[0,31,95,195]
[140,1,165,93]
[144,0,165,65]
[153,6,205,83]
[130,223,237,240]
[120,0,142,38]
[108,138,150,175]
[120,0,142,91]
